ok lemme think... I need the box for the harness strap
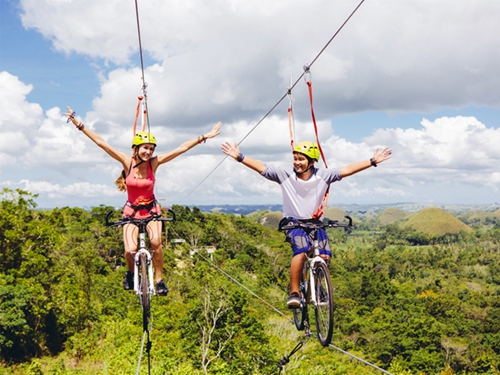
[312,186,330,220]
[287,83,295,151]
[304,66,329,219]
[133,96,144,136]
[141,100,147,132]
[306,80,328,169]
[126,200,157,210]
[125,199,159,218]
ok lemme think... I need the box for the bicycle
[280,216,352,346]
[106,209,176,332]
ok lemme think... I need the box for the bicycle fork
[133,233,156,296]
[309,239,324,308]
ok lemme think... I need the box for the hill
[246,210,282,229]
[324,207,361,224]
[458,207,500,226]
[402,207,472,235]
[377,207,408,225]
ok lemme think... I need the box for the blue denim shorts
[281,218,332,257]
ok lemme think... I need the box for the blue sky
[1,0,500,209]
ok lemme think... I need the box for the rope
[134,0,151,134]
[194,250,293,323]
[303,66,328,169]
[136,330,151,375]
[323,336,394,375]
[196,248,393,375]
[287,75,296,151]
[267,335,310,375]
[181,0,367,201]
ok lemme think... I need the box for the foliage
[1,191,500,374]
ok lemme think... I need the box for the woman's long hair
[115,170,127,192]
[115,147,139,192]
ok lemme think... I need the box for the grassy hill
[377,207,408,225]
[402,207,472,235]
[324,207,361,224]
[458,207,500,226]
[247,210,282,229]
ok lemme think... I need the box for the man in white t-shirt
[221,141,392,308]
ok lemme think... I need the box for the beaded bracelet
[66,111,76,123]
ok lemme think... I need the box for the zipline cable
[136,330,152,375]
[134,0,151,134]
[324,337,394,375]
[190,237,394,375]
[181,0,367,201]
[194,250,293,323]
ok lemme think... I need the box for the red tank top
[122,159,161,218]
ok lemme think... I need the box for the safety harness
[288,65,330,220]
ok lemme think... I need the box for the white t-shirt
[261,165,341,220]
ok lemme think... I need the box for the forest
[0,188,499,375]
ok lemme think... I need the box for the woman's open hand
[221,141,240,160]
[204,122,222,139]
[372,147,392,165]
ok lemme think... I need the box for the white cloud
[17,0,500,126]
[3,0,500,207]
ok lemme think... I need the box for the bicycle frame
[133,246,155,296]
[280,216,352,346]
[307,239,326,308]
[106,209,176,298]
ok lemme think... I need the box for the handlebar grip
[105,210,114,227]
[345,215,352,227]
[165,208,176,222]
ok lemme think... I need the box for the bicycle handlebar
[105,208,176,228]
[279,215,352,231]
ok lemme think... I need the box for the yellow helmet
[132,132,156,147]
[293,141,319,161]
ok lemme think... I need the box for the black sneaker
[123,271,134,290]
[287,292,301,309]
[155,280,169,296]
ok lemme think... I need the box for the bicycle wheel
[293,268,308,331]
[313,262,334,346]
[139,253,150,332]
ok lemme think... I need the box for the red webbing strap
[288,107,295,150]
[305,70,329,219]
[312,187,330,219]
[287,87,295,150]
[132,96,144,135]
[141,108,147,132]
[306,80,328,169]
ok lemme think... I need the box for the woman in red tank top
[65,106,221,296]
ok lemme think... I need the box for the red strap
[306,80,328,169]
[133,96,143,135]
[312,187,330,219]
[288,107,295,150]
[305,70,329,219]
[142,109,147,132]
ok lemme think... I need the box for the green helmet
[293,141,319,161]
[132,132,156,147]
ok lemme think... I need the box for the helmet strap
[295,158,314,176]
[132,147,145,168]
[133,160,145,169]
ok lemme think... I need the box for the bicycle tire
[139,253,150,332]
[293,267,308,331]
[313,262,334,346]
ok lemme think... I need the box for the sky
[1,0,500,210]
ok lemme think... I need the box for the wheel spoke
[314,262,333,346]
